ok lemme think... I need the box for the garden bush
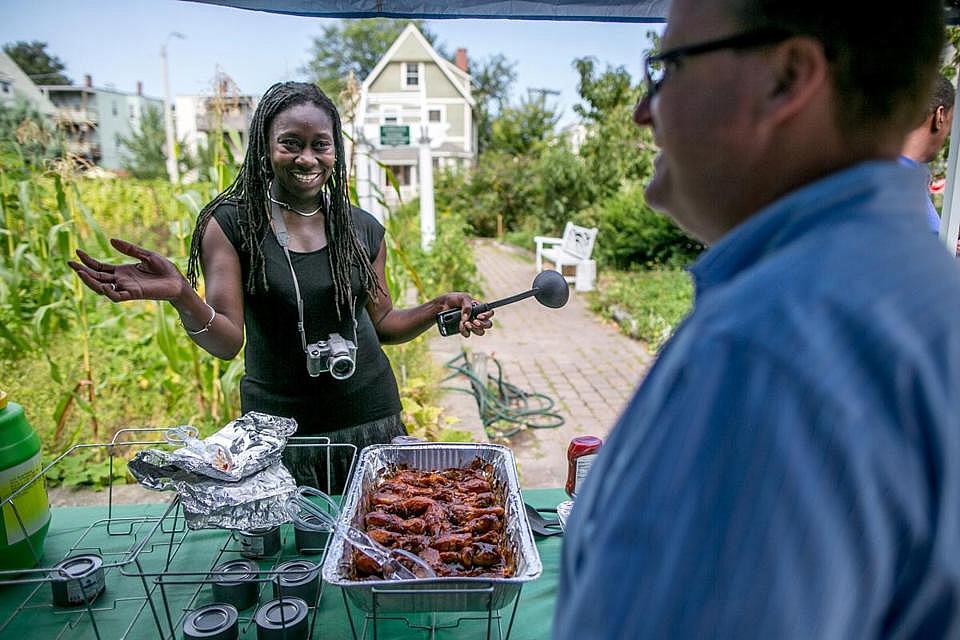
[576,182,703,270]
[588,268,694,351]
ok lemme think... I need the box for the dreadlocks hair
[186,81,384,319]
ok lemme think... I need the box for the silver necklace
[267,181,324,217]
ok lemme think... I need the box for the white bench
[534,222,599,289]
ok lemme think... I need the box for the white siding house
[347,24,477,222]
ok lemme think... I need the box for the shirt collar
[688,160,929,294]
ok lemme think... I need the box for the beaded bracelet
[183,302,216,336]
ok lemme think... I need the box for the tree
[487,94,560,157]
[302,19,442,103]
[573,56,653,202]
[3,41,71,85]
[117,105,167,179]
[468,54,517,153]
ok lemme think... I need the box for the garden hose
[442,351,565,439]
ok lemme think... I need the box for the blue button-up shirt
[555,161,960,639]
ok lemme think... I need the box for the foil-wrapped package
[127,412,298,530]
[175,462,296,530]
[130,412,296,485]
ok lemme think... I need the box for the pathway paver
[428,240,654,488]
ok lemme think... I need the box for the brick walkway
[428,240,653,488]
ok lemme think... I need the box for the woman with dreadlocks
[69,81,493,492]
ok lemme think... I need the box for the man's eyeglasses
[643,28,795,98]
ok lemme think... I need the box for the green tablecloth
[0,488,566,639]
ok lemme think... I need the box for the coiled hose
[442,351,565,439]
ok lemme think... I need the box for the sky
[0,0,660,126]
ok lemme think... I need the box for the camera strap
[269,204,358,353]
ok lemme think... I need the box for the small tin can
[272,560,320,605]
[49,553,105,607]
[182,603,239,640]
[210,559,259,610]
[293,513,329,555]
[254,596,309,639]
[238,526,281,559]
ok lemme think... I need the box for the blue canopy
[183,0,670,22]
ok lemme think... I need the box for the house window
[404,63,419,89]
[0,81,10,94]
[385,165,411,186]
[428,109,442,122]
[112,101,118,116]
[129,104,135,119]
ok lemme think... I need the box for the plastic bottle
[565,435,603,498]
[0,391,51,571]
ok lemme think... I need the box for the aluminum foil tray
[322,443,543,613]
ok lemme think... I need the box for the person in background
[555,0,960,638]
[901,72,955,233]
[70,82,492,493]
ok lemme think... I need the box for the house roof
[362,23,475,107]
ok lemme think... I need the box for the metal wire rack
[120,436,354,639]
[0,432,533,639]
[340,584,524,640]
[0,430,353,639]
[0,427,194,639]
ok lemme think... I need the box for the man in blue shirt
[900,73,955,233]
[555,1,960,638]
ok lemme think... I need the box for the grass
[587,268,694,351]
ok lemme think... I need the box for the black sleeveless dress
[212,200,404,491]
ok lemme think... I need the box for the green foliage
[588,268,693,351]
[487,95,561,157]
[400,377,472,443]
[117,104,167,179]
[302,19,441,103]
[430,36,700,276]
[0,145,235,459]
[3,40,71,85]
[44,448,128,489]
[573,56,654,202]
[0,99,64,168]
[576,182,703,269]
[434,150,543,237]
[387,199,481,296]
[470,54,518,153]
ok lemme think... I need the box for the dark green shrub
[577,183,703,269]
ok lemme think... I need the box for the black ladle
[436,269,570,336]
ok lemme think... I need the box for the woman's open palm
[69,238,187,303]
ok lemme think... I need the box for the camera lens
[329,355,355,380]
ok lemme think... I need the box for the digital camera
[305,333,357,380]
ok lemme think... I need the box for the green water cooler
[0,391,51,571]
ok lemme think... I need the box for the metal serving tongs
[164,425,234,472]
[284,486,436,581]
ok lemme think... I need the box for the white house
[347,24,477,222]
[0,50,57,118]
